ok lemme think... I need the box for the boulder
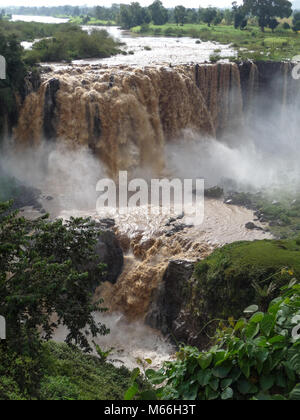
[82,230,124,291]
[145,259,195,337]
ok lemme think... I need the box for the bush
[24,26,122,63]
[143,279,300,400]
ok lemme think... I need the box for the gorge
[1,59,300,369]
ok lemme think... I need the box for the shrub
[142,279,300,400]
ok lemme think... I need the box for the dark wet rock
[165,213,185,227]
[145,260,195,337]
[82,230,123,290]
[245,222,263,231]
[204,186,224,199]
[224,192,254,209]
[96,218,115,230]
[165,223,193,237]
[0,168,44,212]
[43,78,60,140]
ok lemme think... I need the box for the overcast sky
[1,0,297,9]
[1,0,243,9]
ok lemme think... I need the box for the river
[12,15,236,65]
[10,15,266,371]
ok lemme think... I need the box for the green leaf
[146,369,166,385]
[261,314,275,337]
[245,322,260,340]
[212,365,232,379]
[205,386,219,400]
[237,379,252,395]
[234,318,246,332]
[244,305,259,314]
[221,387,233,400]
[221,378,233,389]
[199,353,213,370]
[182,384,199,401]
[260,375,275,392]
[250,312,264,324]
[197,369,212,387]
[209,377,219,391]
[124,383,139,401]
[290,384,300,400]
[268,335,285,345]
[130,367,140,383]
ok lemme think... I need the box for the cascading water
[4,61,300,368]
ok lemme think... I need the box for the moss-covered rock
[193,239,300,322]
[149,239,300,349]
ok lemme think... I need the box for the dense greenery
[193,239,300,324]
[141,280,300,400]
[0,341,133,400]
[0,20,70,42]
[0,29,26,137]
[234,0,293,32]
[0,201,111,397]
[24,25,122,64]
[0,20,122,66]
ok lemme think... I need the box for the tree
[202,7,218,27]
[269,17,280,32]
[243,0,292,32]
[174,6,186,26]
[0,201,109,357]
[214,10,224,25]
[119,3,150,29]
[186,8,199,24]
[149,0,168,25]
[292,11,300,31]
[232,2,248,29]
[0,33,27,138]
[224,9,234,25]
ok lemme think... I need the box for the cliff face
[13,62,297,177]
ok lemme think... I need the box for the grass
[69,17,117,26]
[132,23,300,61]
[225,190,300,240]
[39,342,135,400]
[0,341,143,400]
[192,239,300,325]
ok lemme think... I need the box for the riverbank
[131,23,300,61]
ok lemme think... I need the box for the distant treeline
[4,1,300,31]
[3,1,300,33]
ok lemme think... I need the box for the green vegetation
[24,25,122,64]
[0,341,133,400]
[0,30,26,137]
[69,16,117,26]
[0,21,122,66]
[140,280,300,400]
[0,200,112,397]
[132,21,300,61]
[0,20,70,42]
[225,191,300,239]
[193,240,300,323]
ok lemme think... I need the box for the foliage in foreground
[131,280,300,400]
[0,342,134,400]
[0,200,109,397]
